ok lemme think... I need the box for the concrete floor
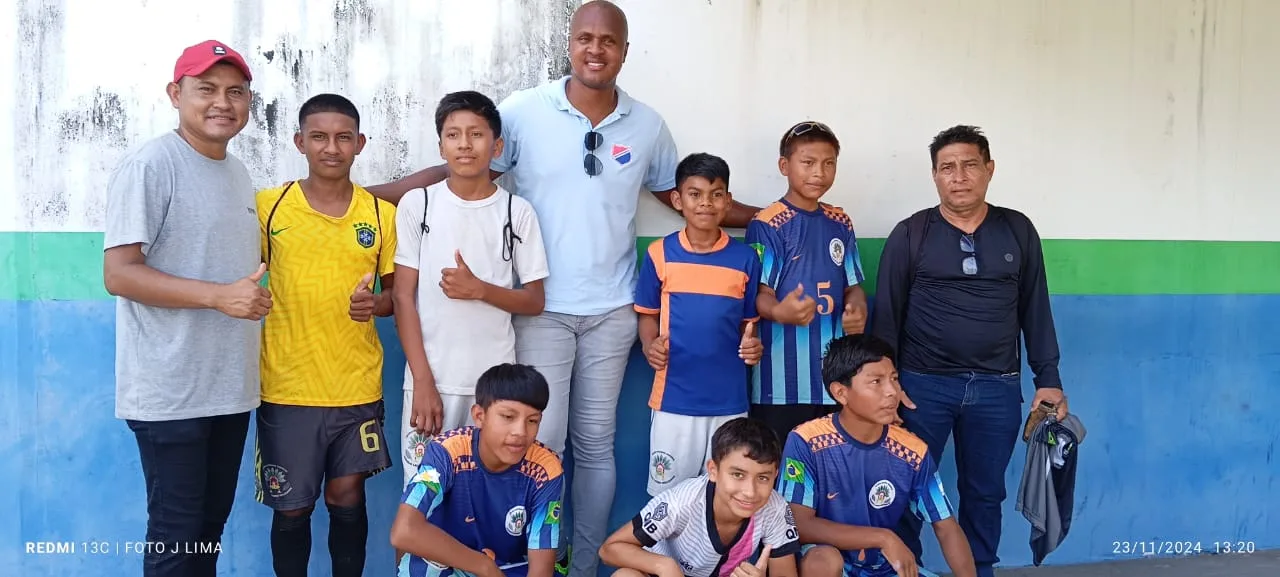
[968,551,1280,577]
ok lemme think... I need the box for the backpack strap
[994,205,1032,271]
[502,190,524,267]
[372,192,383,279]
[264,181,296,266]
[419,186,430,234]
[904,206,935,288]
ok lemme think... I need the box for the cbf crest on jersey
[868,479,895,509]
[354,221,376,248]
[828,238,845,266]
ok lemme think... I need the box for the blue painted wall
[2,296,1278,576]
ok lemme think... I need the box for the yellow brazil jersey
[256,181,397,406]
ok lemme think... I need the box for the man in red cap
[103,39,266,577]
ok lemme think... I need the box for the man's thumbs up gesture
[440,249,484,300]
[739,320,762,366]
[349,272,376,322]
[214,262,273,321]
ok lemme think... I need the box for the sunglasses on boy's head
[782,121,835,147]
[583,130,604,177]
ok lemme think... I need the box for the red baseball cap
[172,40,253,83]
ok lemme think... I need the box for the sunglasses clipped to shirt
[583,130,605,177]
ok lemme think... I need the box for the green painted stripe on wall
[1,232,1278,301]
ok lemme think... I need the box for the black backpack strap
[418,186,431,235]
[905,206,935,287]
[265,181,296,265]
[373,193,383,279]
[502,190,523,264]
[995,205,1032,270]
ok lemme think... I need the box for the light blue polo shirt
[492,76,679,316]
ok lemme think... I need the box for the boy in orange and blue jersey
[635,152,765,497]
[747,121,869,442]
[390,363,564,577]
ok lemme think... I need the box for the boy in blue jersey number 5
[746,122,869,442]
[778,334,975,577]
[391,364,564,577]
[635,153,765,495]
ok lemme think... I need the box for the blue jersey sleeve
[843,228,866,288]
[777,431,819,509]
[525,473,565,550]
[909,453,955,524]
[746,220,785,291]
[634,242,662,314]
[401,441,455,518]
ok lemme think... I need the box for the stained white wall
[3,0,1278,241]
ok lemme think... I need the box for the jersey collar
[703,480,751,555]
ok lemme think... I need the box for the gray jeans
[514,304,637,577]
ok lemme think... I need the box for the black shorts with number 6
[254,399,391,510]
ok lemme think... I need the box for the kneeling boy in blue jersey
[779,335,975,577]
[635,153,764,495]
[599,417,800,577]
[391,363,564,577]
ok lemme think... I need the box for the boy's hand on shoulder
[440,250,485,300]
[730,544,771,577]
[775,285,816,326]
[349,273,376,322]
[739,321,762,366]
[411,375,445,436]
[645,334,669,371]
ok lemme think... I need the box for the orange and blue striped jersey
[746,199,866,406]
[400,426,564,577]
[634,230,761,416]
[777,415,954,576]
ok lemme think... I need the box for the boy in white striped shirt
[598,418,800,577]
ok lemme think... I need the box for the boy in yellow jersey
[253,93,397,577]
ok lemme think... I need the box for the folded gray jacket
[1015,412,1087,566]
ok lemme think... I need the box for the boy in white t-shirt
[391,90,550,487]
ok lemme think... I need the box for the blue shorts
[799,544,939,577]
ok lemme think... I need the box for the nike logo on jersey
[827,492,839,500]
[465,516,476,523]
[270,226,291,236]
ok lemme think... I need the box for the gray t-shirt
[103,129,261,421]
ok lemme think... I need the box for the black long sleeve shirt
[870,206,1062,389]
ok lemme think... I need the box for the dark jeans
[127,412,251,577]
[892,370,1023,577]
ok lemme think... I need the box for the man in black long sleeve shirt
[869,125,1068,577]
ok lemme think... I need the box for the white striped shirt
[631,476,800,577]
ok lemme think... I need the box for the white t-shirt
[632,475,800,577]
[393,182,549,394]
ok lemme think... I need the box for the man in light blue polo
[369,3,759,577]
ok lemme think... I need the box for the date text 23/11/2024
[26,540,223,556]
[1112,540,1257,557]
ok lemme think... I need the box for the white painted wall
[4,0,1277,241]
